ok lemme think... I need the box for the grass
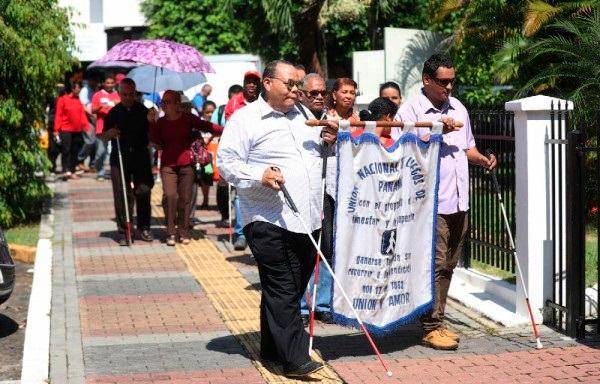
[469,226,599,288]
[470,258,516,284]
[586,226,598,288]
[4,222,39,247]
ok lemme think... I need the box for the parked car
[0,229,15,305]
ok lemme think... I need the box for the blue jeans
[300,259,333,315]
[94,137,107,178]
[234,196,244,238]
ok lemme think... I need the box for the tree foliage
[518,8,600,126]
[0,0,74,227]
[141,0,253,55]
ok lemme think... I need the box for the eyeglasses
[305,89,328,98]
[269,77,302,91]
[431,76,456,87]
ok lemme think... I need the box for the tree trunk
[295,0,327,77]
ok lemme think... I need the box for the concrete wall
[353,50,384,110]
[59,0,146,61]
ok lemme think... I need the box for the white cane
[116,137,133,245]
[228,183,233,244]
[276,179,392,377]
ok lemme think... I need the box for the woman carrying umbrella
[148,90,223,245]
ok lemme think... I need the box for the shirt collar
[258,96,300,119]
[418,88,455,114]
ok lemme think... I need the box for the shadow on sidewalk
[206,327,423,363]
[0,315,18,338]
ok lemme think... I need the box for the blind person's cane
[307,142,328,354]
[116,137,133,246]
[273,174,393,377]
[485,149,543,349]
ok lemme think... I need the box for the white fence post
[505,95,573,322]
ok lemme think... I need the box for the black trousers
[60,132,83,173]
[110,153,154,232]
[321,193,335,263]
[243,221,319,370]
[216,184,229,221]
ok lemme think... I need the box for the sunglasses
[305,89,328,98]
[270,77,302,91]
[431,76,456,87]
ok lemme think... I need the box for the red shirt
[224,92,249,121]
[150,113,223,167]
[54,94,89,133]
[92,89,120,134]
[352,128,394,148]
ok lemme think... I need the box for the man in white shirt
[218,60,337,378]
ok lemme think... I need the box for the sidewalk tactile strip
[146,182,343,383]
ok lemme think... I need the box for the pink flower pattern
[94,39,215,73]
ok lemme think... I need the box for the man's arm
[217,116,275,190]
[464,114,497,170]
[53,97,64,135]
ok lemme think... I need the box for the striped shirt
[217,96,324,234]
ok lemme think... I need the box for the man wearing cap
[224,70,261,250]
[224,71,261,121]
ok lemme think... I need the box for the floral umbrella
[88,39,215,73]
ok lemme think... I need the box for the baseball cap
[244,70,261,81]
[115,73,126,84]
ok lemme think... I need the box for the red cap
[244,70,261,81]
[115,73,126,84]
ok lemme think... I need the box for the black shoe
[233,236,247,250]
[118,234,128,246]
[316,311,334,324]
[284,360,324,378]
[260,353,281,365]
[301,314,310,327]
[140,229,153,242]
[216,220,230,228]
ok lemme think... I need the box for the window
[90,0,103,23]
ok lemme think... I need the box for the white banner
[333,122,443,333]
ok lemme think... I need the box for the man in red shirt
[224,71,261,250]
[54,81,89,179]
[224,71,261,121]
[92,75,120,180]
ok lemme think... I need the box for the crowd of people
[50,52,498,378]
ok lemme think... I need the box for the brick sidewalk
[49,175,600,384]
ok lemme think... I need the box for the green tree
[517,9,600,126]
[141,0,252,55]
[0,0,74,227]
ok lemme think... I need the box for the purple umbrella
[88,39,215,73]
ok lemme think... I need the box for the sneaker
[180,237,190,245]
[440,327,460,342]
[140,229,153,242]
[422,329,458,350]
[67,173,79,180]
[316,311,334,324]
[166,235,176,246]
[284,360,324,378]
[233,236,247,251]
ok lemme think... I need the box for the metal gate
[545,101,600,338]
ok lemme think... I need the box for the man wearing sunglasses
[297,73,335,327]
[218,60,338,378]
[394,53,497,351]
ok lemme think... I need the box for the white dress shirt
[217,96,324,234]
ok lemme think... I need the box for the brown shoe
[440,327,460,342]
[422,329,458,350]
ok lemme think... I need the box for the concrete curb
[20,181,54,384]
